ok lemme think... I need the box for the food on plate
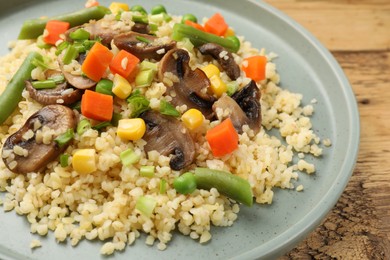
[0,2,327,254]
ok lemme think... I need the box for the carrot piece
[242,55,267,82]
[43,20,70,45]
[206,118,239,157]
[109,50,140,80]
[81,42,114,82]
[184,20,205,32]
[81,90,113,121]
[204,13,228,36]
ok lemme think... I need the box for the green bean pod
[172,23,240,53]
[18,6,111,40]
[0,51,42,124]
[194,167,253,207]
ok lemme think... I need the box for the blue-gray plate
[0,0,360,259]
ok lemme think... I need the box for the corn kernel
[181,109,204,130]
[209,75,227,97]
[224,28,235,37]
[109,2,129,14]
[72,149,97,174]
[117,118,146,141]
[201,64,220,78]
[112,74,132,99]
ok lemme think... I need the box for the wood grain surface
[263,0,390,259]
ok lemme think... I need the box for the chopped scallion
[135,69,156,88]
[159,179,167,194]
[140,166,155,178]
[31,57,50,70]
[62,44,79,65]
[92,121,111,131]
[36,35,52,49]
[135,196,157,218]
[160,100,180,117]
[139,60,158,71]
[55,129,74,148]
[31,79,57,89]
[48,74,65,84]
[60,154,69,167]
[135,35,152,43]
[76,119,91,136]
[132,15,148,24]
[55,41,70,55]
[111,112,122,127]
[226,81,239,96]
[120,148,140,166]
[127,91,150,118]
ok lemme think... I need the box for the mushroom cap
[58,54,96,90]
[198,43,241,80]
[158,48,215,118]
[113,31,176,61]
[140,110,195,171]
[26,70,83,105]
[2,105,76,174]
[213,80,262,134]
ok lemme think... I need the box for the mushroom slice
[26,70,82,105]
[140,110,195,171]
[58,53,96,89]
[65,19,123,46]
[198,43,240,80]
[131,23,152,34]
[113,32,176,61]
[158,48,215,118]
[2,105,76,174]
[212,80,261,134]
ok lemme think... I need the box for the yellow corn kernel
[72,149,97,174]
[181,109,204,130]
[209,75,227,97]
[117,118,146,141]
[201,64,220,78]
[224,27,235,37]
[112,74,132,99]
[109,2,129,14]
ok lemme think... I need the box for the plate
[0,0,360,259]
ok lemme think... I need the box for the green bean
[172,23,240,53]
[173,172,197,195]
[18,6,110,40]
[0,52,42,124]
[54,129,74,148]
[194,168,253,206]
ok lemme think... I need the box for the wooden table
[262,0,390,258]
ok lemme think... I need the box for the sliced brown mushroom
[58,53,96,89]
[2,105,76,174]
[140,110,195,171]
[198,43,240,80]
[65,19,124,46]
[26,70,83,105]
[212,80,261,134]
[113,32,176,61]
[158,48,215,118]
[131,23,151,34]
